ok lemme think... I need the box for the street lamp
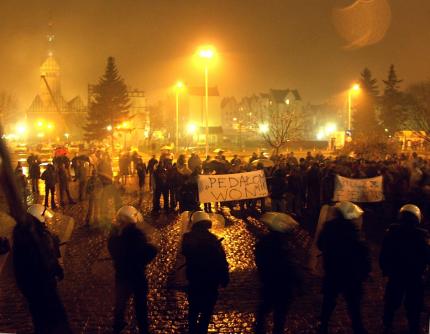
[348,83,360,131]
[197,45,215,157]
[175,81,185,153]
[259,123,269,134]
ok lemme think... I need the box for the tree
[85,57,130,141]
[353,68,381,139]
[380,65,405,132]
[0,92,19,131]
[146,101,164,145]
[259,102,303,155]
[404,80,430,141]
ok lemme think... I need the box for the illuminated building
[26,23,87,141]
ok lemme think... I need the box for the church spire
[46,14,55,57]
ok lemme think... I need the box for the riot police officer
[181,211,229,334]
[380,204,430,334]
[317,201,371,334]
[13,204,71,334]
[108,206,158,334]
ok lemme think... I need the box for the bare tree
[404,80,430,142]
[0,92,19,130]
[259,103,304,155]
[147,101,164,145]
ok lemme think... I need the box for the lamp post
[197,46,215,157]
[175,81,184,154]
[348,83,360,131]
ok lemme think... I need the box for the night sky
[0,0,429,108]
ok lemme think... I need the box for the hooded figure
[254,212,303,334]
[380,204,430,334]
[13,204,71,334]
[317,201,371,334]
[108,206,158,334]
[181,211,229,334]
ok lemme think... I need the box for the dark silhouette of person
[317,201,371,334]
[27,153,41,194]
[147,155,158,191]
[108,205,157,334]
[58,163,76,206]
[152,160,169,213]
[254,214,302,334]
[41,163,57,209]
[13,204,71,334]
[136,158,147,207]
[380,204,430,334]
[181,211,229,334]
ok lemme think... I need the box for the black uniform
[380,220,430,333]
[108,223,157,334]
[317,217,371,334]
[254,231,302,334]
[181,221,229,334]
[152,163,169,212]
[13,214,71,334]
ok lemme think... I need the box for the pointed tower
[39,21,62,110]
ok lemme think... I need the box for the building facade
[26,54,87,142]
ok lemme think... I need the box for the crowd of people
[9,148,430,334]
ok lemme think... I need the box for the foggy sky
[0,0,429,110]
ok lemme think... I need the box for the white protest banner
[333,175,384,203]
[198,170,268,203]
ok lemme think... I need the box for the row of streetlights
[175,45,215,157]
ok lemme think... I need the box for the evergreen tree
[380,65,405,132]
[84,57,130,141]
[353,68,381,138]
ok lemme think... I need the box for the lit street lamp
[259,123,269,134]
[348,83,360,132]
[175,81,184,153]
[197,45,215,157]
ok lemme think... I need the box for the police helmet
[335,201,364,220]
[116,206,143,225]
[399,204,421,223]
[27,204,54,223]
[190,211,212,228]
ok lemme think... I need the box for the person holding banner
[317,201,371,334]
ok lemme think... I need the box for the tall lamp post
[175,81,184,154]
[197,46,215,158]
[348,83,360,131]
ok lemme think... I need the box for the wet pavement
[0,177,429,333]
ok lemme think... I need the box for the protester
[147,154,158,191]
[269,168,287,212]
[188,153,202,173]
[136,158,147,207]
[41,163,57,209]
[77,160,88,201]
[119,152,131,185]
[58,163,76,206]
[108,206,157,334]
[317,201,371,334]
[181,211,229,334]
[27,153,41,194]
[85,169,103,225]
[379,204,430,334]
[152,160,169,213]
[13,204,71,334]
[15,167,28,207]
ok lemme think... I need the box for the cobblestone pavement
[0,178,429,333]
